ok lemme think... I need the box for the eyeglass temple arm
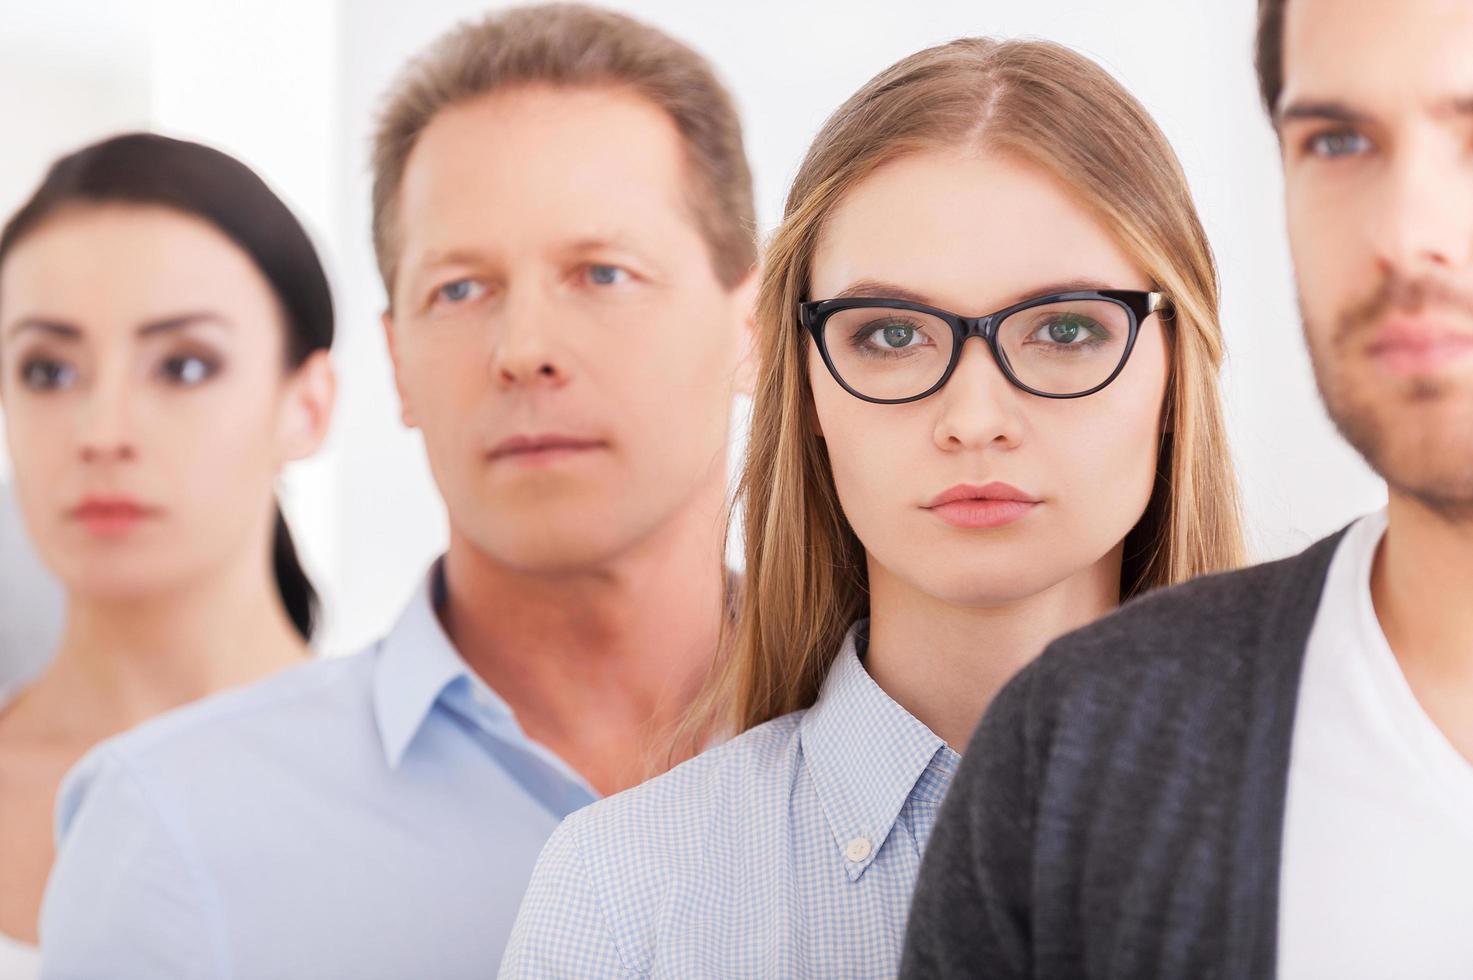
[1147,292,1175,319]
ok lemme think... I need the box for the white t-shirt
[1280,510,1473,979]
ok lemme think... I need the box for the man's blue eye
[435,279,490,306]
[587,265,628,286]
[439,280,476,302]
[1308,130,1371,159]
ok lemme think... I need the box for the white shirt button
[845,836,873,863]
[472,685,496,710]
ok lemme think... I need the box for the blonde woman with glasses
[501,36,1244,979]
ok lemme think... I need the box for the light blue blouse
[500,622,959,978]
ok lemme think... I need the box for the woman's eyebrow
[832,280,931,303]
[137,312,233,337]
[1008,278,1119,302]
[830,277,1121,309]
[5,317,82,341]
[3,312,235,343]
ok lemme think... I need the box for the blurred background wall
[1,0,1386,678]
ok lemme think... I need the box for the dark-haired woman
[0,132,335,973]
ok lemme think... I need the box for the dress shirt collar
[372,561,510,769]
[799,620,958,882]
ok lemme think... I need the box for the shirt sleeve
[899,664,1038,979]
[498,818,633,979]
[40,748,223,980]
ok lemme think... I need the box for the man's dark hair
[1255,0,1288,116]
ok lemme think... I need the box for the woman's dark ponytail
[272,507,317,641]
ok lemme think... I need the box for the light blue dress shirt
[40,563,597,980]
[500,622,959,979]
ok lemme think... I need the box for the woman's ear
[279,349,336,462]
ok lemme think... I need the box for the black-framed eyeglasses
[800,289,1172,403]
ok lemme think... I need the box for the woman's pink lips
[924,482,1039,529]
[70,498,159,537]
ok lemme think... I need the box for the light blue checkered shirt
[500,621,959,978]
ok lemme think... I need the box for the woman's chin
[898,565,1066,610]
[55,559,195,603]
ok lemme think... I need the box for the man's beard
[1305,272,1473,523]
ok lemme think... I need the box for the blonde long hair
[706,38,1245,737]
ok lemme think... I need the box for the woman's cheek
[169,390,279,511]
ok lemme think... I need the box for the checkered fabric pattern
[500,622,960,978]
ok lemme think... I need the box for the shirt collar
[372,560,505,769]
[799,620,958,881]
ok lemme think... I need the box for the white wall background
[2,0,1387,668]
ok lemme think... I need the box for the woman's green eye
[1037,314,1098,345]
[882,325,915,348]
[1049,321,1080,344]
